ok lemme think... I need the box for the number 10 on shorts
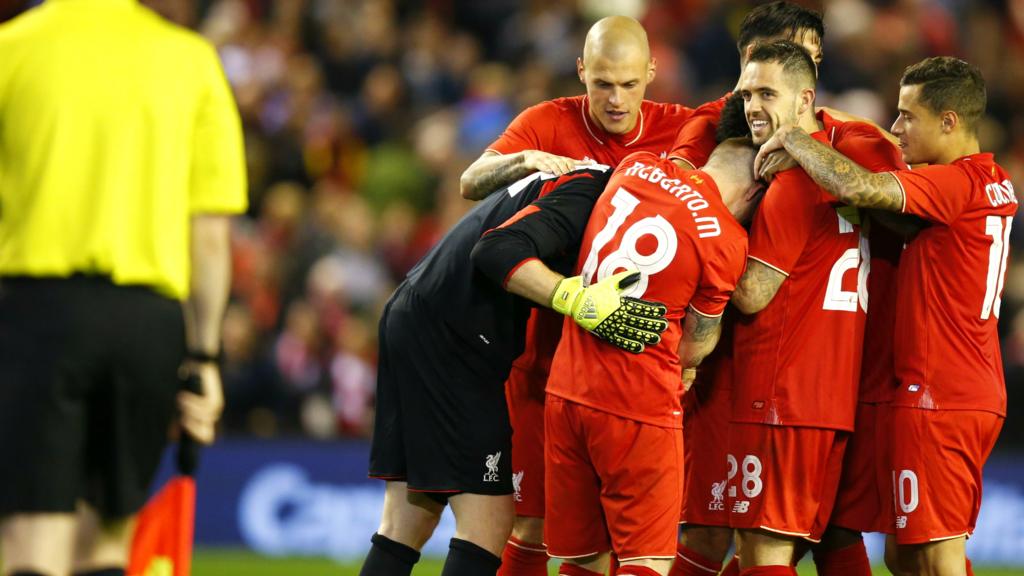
[892,468,919,529]
[727,453,764,513]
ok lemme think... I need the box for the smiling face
[890,84,946,165]
[738,60,803,145]
[578,46,654,135]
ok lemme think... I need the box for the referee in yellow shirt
[0,1,247,574]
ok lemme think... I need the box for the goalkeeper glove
[550,271,669,354]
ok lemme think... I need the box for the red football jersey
[820,111,908,404]
[487,96,696,377]
[890,154,1016,415]
[732,126,869,432]
[667,93,729,169]
[547,152,748,428]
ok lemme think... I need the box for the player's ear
[798,87,816,116]
[647,57,657,83]
[940,110,959,134]
[577,57,586,84]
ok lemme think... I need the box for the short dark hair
[900,57,986,132]
[737,1,824,54]
[716,93,750,143]
[746,40,817,90]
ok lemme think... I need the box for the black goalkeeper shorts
[369,282,513,496]
[0,275,185,517]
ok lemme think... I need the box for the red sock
[609,554,619,575]
[812,540,871,576]
[616,566,661,576]
[721,556,741,576]
[499,536,549,576]
[559,564,604,576]
[670,543,723,575]
[966,557,975,576]
[739,566,797,576]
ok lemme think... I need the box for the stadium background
[2,0,1022,572]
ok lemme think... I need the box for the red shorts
[889,406,1002,545]
[681,376,732,527]
[506,365,547,517]
[545,396,683,561]
[830,402,892,533]
[727,423,847,542]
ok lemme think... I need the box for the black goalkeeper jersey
[403,166,611,372]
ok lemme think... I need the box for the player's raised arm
[754,122,904,211]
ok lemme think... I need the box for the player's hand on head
[550,270,669,354]
[177,362,224,445]
[522,150,588,176]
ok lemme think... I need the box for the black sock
[440,537,502,576]
[359,532,421,576]
[73,570,124,576]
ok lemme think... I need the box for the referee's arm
[178,41,248,445]
[178,217,230,446]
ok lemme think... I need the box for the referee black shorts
[0,275,185,518]
[369,283,514,497]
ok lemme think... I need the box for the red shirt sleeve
[834,123,906,172]
[690,234,748,317]
[748,170,819,275]
[486,102,554,155]
[668,94,728,168]
[894,164,975,225]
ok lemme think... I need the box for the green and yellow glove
[550,271,669,354]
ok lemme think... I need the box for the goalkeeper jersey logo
[483,451,502,482]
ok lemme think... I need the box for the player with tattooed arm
[543,138,762,576]
[754,56,1015,576]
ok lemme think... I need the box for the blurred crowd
[7,0,1022,442]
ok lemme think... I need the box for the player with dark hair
[724,40,906,576]
[544,139,762,576]
[755,55,1013,576]
[359,165,669,576]
[0,2,246,574]
[457,16,699,575]
[664,4,826,576]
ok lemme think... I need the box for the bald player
[458,17,698,576]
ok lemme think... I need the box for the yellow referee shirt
[0,0,247,299]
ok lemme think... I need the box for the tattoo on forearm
[691,314,719,343]
[783,129,903,211]
[467,155,530,199]
[681,311,722,366]
[734,260,785,313]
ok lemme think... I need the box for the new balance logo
[896,515,908,529]
[512,470,524,502]
[483,451,501,482]
[732,501,750,513]
[708,480,726,511]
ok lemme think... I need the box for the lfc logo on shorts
[483,451,502,482]
[512,470,524,501]
[708,480,726,511]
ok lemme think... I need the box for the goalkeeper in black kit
[360,165,668,576]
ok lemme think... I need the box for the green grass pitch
[191,549,1024,575]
